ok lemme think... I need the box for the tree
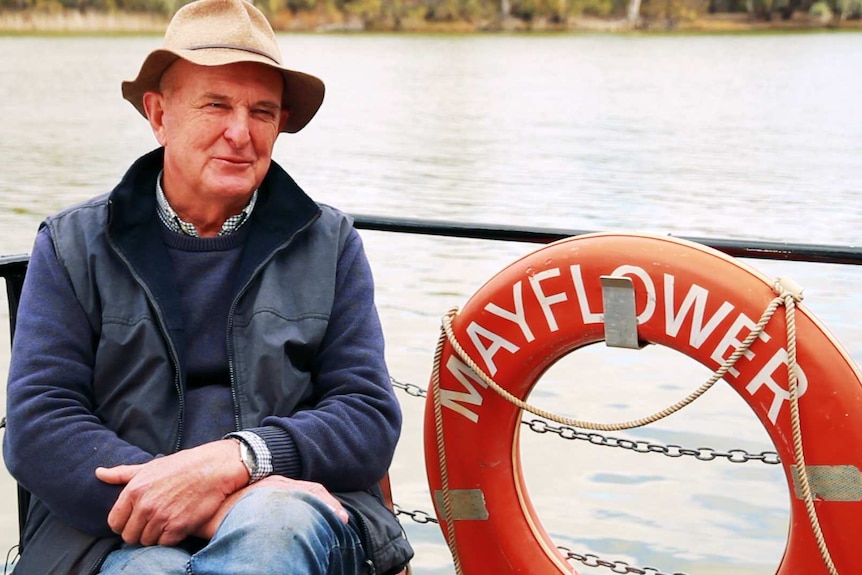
[627,0,641,25]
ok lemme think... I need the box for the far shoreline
[1,7,861,34]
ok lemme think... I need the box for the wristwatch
[236,438,258,481]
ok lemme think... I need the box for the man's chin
[209,178,257,201]
[207,172,259,196]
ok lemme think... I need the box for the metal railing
[2,219,860,575]
[351,214,862,266]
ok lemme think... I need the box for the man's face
[145,59,287,209]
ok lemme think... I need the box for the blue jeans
[98,488,367,575]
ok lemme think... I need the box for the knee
[195,489,364,575]
[218,488,346,545]
[99,543,190,574]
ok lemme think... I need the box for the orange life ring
[424,232,862,575]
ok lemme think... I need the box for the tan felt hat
[121,0,324,133]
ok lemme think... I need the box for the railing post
[1,254,29,346]
[1,254,31,555]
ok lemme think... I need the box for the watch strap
[225,431,272,484]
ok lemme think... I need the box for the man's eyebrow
[200,92,280,110]
[202,92,229,101]
[254,100,281,111]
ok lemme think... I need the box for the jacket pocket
[13,498,120,575]
[335,486,414,575]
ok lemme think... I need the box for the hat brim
[121,47,324,134]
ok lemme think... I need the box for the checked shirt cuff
[224,430,273,484]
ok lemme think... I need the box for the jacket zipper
[353,510,377,575]
[106,200,185,451]
[226,213,320,431]
[86,542,117,575]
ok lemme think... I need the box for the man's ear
[279,109,290,133]
[142,91,168,146]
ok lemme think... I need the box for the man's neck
[156,172,257,238]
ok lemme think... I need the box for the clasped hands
[96,439,348,546]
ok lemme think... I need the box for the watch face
[239,440,256,476]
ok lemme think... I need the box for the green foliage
[1,0,855,25]
[509,0,573,20]
[640,0,708,23]
[575,0,619,17]
[809,0,832,15]
[837,0,861,17]
[114,0,173,13]
[341,0,381,21]
[285,0,317,12]
[424,0,495,21]
[0,0,180,12]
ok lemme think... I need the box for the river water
[1,31,861,574]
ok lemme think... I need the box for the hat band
[188,44,280,65]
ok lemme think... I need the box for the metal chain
[3,544,19,575]
[393,506,688,575]
[390,376,427,398]
[394,504,439,525]
[558,546,689,575]
[390,377,780,465]
[523,418,781,464]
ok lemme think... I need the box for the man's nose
[224,109,251,147]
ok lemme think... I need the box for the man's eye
[253,109,276,119]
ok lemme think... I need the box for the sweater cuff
[247,425,303,478]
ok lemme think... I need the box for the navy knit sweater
[161,224,249,448]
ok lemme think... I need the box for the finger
[116,502,148,545]
[96,465,139,485]
[333,502,349,524]
[300,481,350,525]
[106,491,133,535]
[157,528,187,547]
[138,509,189,547]
[139,514,164,547]
[140,516,186,547]
[318,492,349,524]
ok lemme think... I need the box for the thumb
[95,464,139,485]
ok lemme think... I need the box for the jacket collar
[108,148,321,243]
[106,147,322,354]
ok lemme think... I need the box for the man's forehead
[164,59,284,95]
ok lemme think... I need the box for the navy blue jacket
[4,148,406,574]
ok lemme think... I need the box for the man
[2,0,413,573]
